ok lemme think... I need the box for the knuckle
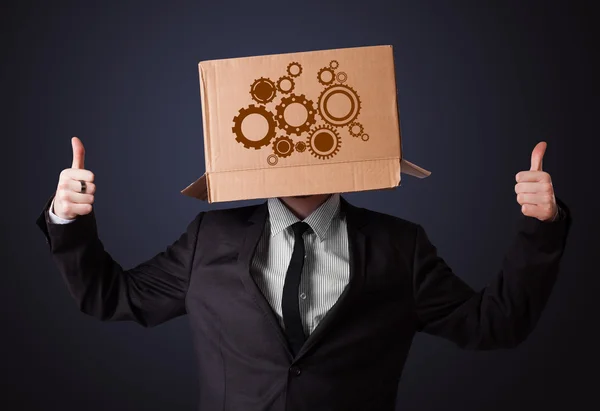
[57,190,68,201]
[88,171,95,182]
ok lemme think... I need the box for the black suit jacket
[36,194,571,411]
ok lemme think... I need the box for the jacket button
[289,366,301,376]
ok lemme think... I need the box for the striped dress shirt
[250,194,350,336]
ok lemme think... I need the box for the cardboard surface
[182,45,429,202]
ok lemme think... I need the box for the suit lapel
[296,196,368,360]
[237,201,295,360]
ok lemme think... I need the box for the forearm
[414,199,572,349]
[39,195,148,323]
[37,194,202,327]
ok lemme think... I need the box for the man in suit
[37,136,571,411]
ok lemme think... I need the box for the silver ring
[79,180,87,193]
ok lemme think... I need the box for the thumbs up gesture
[53,137,96,220]
[515,141,559,221]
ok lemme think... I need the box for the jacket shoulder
[201,202,265,228]
[354,205,420,232]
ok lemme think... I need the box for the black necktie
[282,221,310,355]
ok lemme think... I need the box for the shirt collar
[267,194,341,241]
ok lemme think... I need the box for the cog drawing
[233,59,367,164]
[295,141,307,153]
[232,104,277,149]
[307,125,341,160]
[348,122,364,137]
[336,71,347,83]
[317,84,362,127]
[317,67,336,86]
[287,62,303,78]
[272,135,294,158]
[250,77,277,104]
[276,76,295,94]
[275,93,317,136]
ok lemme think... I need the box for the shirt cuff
[48,198,76,224]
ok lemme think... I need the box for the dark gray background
[1,0,597,410]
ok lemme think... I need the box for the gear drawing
[276,76,295,94]
[287,62,303,78]
[317,67,336,86]
[232,104,277,150]
[361,134,369,141]
[295,141,307,153]
[307,125,341,160]
[329,60,339,69]
[317,84,362,127]
[336,71,347,83]
[275,93,317,136]
[267,154,279,166]
[272,135,294,158]
[348,122,364,137]
[250,77,277,104]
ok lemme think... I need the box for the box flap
[181,174,209,201]
[400,158,431,178]
[182,156,429,202]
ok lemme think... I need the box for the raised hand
[53,137,96,220]
[515,141,558,221]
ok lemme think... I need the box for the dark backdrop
[1,0,597,410]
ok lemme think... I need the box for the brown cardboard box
[181,45,430,202]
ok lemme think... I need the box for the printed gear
[317,84,362,127]
[276,76,295,94]
[272,135,294,158]
[295,141,307,153]
[336,71,347,83]
[275,93,317,136]
[348,122,364,137]
[250,77,277,104]
[267,154,279,166]
[307,125,341,160]
[232,104,277,150]
[317,67,336,86]
[329,60,339,69]
[286,62,303,78]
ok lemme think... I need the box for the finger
[515,182,553,194]
[521,203,555,221]
[516,193,554,205]
[61,202,93,216]
[530,141,547,171]
[58,179,96,195]
[56,189,95,205]
[60,168,95,182]
[515,170,550,183]
[71,136,85,170]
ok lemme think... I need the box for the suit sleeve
[36,194,204,328]
[412,198,572,349]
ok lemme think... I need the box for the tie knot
[291,221,311,237]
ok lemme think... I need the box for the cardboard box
[181,45,430,202]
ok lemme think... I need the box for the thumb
[71,136,85,169]
[530,141,547,171]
